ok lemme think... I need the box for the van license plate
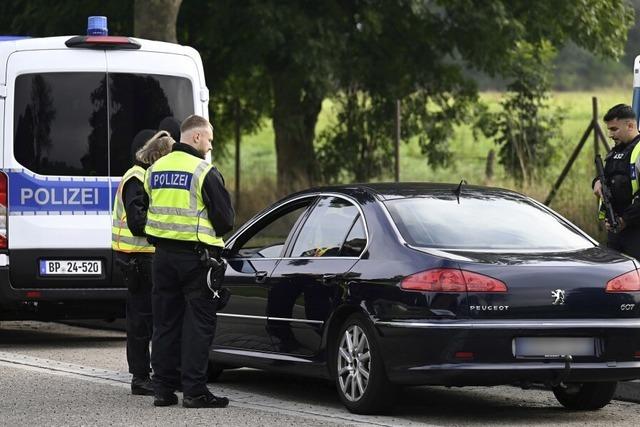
[40,260,102,276]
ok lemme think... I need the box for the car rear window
[14,72,193,176]
[384,194,594,251]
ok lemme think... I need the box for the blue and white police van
[0,17,209,320]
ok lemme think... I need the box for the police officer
[593,104,640,259]
[144,115,234,408]
[112,130,174,395]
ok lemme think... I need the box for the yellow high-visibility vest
[632,143,640,194]
[112,165,154,253]
[144,150,224,247]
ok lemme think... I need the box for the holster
[115,257,149,293]
[183,250,230,311]
[207,261,230,311]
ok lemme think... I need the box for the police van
[0,17,209,320]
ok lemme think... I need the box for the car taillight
[0,172,7,249]
[401,268,507,292]
[606,270,640,292]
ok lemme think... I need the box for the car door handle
[255,271,268,284]
[322,274,338,286]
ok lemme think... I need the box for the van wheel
[552,381,617,410]
[333,313,395,414]
[207,359,224,382]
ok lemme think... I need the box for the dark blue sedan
[209,183,640,414]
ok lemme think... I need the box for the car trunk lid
[446,247,640,319]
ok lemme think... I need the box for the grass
[215,89,631,240]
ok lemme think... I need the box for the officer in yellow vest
[593,104,640,259]
[112,129,174,395]
[145,115,234,408]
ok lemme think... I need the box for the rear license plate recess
[513,337,598,358]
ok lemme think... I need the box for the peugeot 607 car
[207,183,640,414]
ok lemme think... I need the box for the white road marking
[0,351,435,427]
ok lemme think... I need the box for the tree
[134,0,182,42]
[179,1,350,195]
[1,1,635,191]
[479,42,563,183]
[0,1,132,36]
[318,0,633,184]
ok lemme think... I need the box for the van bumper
[0,267,126,320]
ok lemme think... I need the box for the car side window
[290,196,360,258]
[339,215,367,257]
[235,203,311,258]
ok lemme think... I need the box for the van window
[14,73,108,176]
[14,72,194,177]
[108,73,194,176]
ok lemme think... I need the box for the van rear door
[5,49,116,289]
[104,49,198,288]
[104,48,200,178]
[4,46,200,290]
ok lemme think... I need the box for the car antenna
[453,179,466,204]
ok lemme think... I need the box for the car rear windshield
[384,194,594,251]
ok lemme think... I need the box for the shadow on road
[212,368,626,424]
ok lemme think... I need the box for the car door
[213,196,316,353]
[267,195,368,356]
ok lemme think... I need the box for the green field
[215,89,632,240]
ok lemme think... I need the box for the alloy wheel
[337,324,371,402]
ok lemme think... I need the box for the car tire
[333,313,395,414]
[552,381,618,410]
[207,359,224,382]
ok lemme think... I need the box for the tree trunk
[271,73,322,196]
[134,0,182,43]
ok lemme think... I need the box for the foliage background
[1,0,640,242]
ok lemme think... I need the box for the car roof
[293,182,525,202]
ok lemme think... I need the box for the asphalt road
[0,321,638,426]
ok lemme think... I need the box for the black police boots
[131,375,154,396]
[182,393,229,408]
[153,392,179,407]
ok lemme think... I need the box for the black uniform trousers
[115,251,153,376]
[151,245,218,397]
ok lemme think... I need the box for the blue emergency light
[87,16,108,36]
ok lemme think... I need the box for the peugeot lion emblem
[551,289,566,305]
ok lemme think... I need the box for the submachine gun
[595,154,620,233]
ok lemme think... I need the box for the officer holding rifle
[593,104,640,259]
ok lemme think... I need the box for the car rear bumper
[388,361,640,385]
[0,267,126,320]
[375,319,640,386]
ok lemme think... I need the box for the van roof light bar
[65,35,141,50]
